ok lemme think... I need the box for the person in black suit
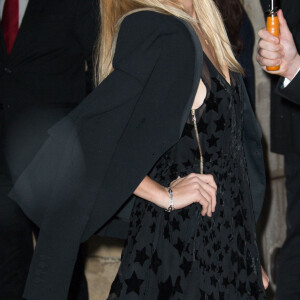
[258,2,300,299]
[257,10,300,103]
[0,0,98,299]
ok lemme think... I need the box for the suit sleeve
[276,73,300,105]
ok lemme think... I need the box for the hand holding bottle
[257,10,300,80]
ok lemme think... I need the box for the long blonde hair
[94,0,243,84]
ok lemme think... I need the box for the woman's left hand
[261,266,269,290]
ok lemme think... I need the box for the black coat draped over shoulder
[9,11,265,300]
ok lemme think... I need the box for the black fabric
[273,2,300,298]
[0,0,98,105]
[9,11,265,300]
[0,0,97,299]
[108,55,266,299]
[276,153,300,300]
[0,126,33,299]
[31,226,89,300]
[260,0,300,154]
[1,106,90,300]
[276,73,300,105]
[238,9,255,110]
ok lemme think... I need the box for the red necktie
[2,0,19,55]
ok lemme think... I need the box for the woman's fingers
[170,173,217,216]
[200,174,217,190]
[197,191,209,216]
[188,173,217,189]
[196,174,217,212]
[190,181,210,216]
[188,173,217,216]
[197,186,212,216]
[199,180,216,212]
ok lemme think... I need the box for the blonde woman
[10,0,268,299]
[98,0,267,299]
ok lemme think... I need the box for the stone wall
[85,237,123,300]
[84,2,287,298]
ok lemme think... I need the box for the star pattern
[174,238,185,256]
[206,98,219,114]
[250,281,260,299]
[198,118,209,134]
[134,247,149,267]
[179,257,192,276]
[203,151,213,162]
[170,218,180,231]
[207,134,219,148]
[152,210,158,218]
[125,271,144,295]
[178,209,189,221]
[164,224,170,239]
[238,281,247,295]
[210,275,218,286]
[174,276,183,295]
[158,276,174,299]
[151,250,162,274]
[150,222,156,233]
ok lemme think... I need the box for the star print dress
[108,54,266,300]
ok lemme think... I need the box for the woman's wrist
[155,186,170,209]
[133,176,171,209]
[165,186,175,212]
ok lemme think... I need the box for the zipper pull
[190,109,204,174]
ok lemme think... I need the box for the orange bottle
[266,9,280,71]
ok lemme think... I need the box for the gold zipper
[191,109,204,174]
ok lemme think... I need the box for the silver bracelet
[165,186,175,212]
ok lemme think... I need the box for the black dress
[108,54,265,299]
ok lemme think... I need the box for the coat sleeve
[276,73,300,105]
[9,11,202,300]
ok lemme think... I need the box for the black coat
[260,0,300,154]
[0,0,98,106]
[10,11,266,300]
